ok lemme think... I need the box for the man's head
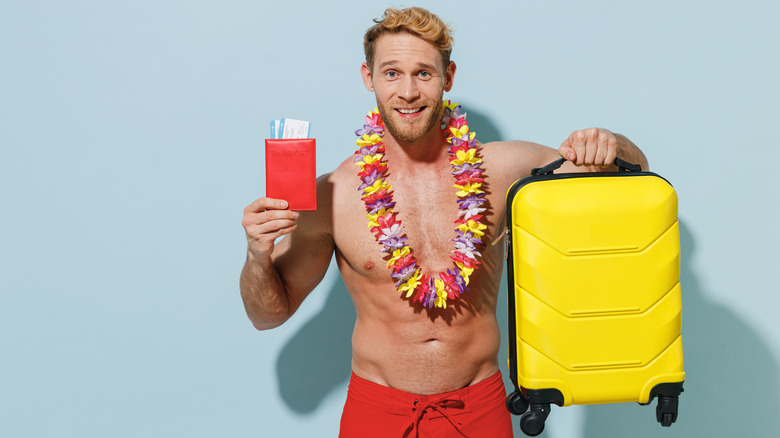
[363,7,453,73]
[361,8,456,144]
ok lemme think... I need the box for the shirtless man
[241,7,647,437]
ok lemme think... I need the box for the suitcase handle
[615,157,642,172]
[531,157,642,175]
[532,158,566,175]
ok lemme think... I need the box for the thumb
[559,141,576,161]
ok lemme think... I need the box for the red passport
[264,138,317,211]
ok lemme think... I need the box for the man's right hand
[242,197,299,260]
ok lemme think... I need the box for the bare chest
[333,171,475,277]
[390,178,461,271]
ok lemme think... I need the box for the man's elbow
[246,310,290,331]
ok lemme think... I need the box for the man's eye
[419,71,430,78]
[386,71,398,78]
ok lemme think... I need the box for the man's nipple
[364,261,375,271]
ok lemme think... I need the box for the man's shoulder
[480,139,552,157]
[313,153,363,207]
[320,154,360,185]
[480,140,560,181]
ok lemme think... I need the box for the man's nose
[399,77,420,101]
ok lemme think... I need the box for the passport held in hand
[265,118,316,211]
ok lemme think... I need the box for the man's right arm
[239,194,334,330]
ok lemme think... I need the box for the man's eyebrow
[377,60,399,70]
[376,60,440,71]
[416,62,439,71]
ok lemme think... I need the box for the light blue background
[2,1,778,437]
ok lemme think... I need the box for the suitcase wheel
[506,390,529,415]
[519,403,551,437]
[656,395,679,427]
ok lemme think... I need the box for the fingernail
[293,211,299,218]
[281,201,288,208]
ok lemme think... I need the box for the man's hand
[242,197,299,261]
[558,128,618,167]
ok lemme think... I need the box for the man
[241,6,647,437]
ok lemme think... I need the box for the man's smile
[396,107,426,116]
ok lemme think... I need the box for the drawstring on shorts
[402,398,468,438]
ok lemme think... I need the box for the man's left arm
[557,128,649,172]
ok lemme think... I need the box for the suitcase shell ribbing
[504,163,685,435]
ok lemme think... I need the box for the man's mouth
[396,107,425,114]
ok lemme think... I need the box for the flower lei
[353,101,487,309]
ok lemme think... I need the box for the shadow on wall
[274,104,505,414]
[582,220,780,438]
[276,275,355,414]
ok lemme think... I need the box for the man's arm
[240,188,334,330]
[557,128,649,172]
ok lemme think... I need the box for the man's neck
[382,128,450,170]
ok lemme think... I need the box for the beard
[376,98,443,144]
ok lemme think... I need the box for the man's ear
[361,62,375,92]
[444,61,456,92]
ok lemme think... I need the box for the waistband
[346,370,506,416]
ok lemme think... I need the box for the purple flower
[366,197,395,215]
[449,137,466,150]
[392,262,418,287]
[452,230,482,260]
[422,277,437,308]
[378,223,407,252]
[453,229,482,246]
[447,268,469,295]
[457,196,487,211]
[355,124,384,137]
[379,235,408,252]
[353,145,381,162]
[452,162,482,175]
[358,170,381,191]
[458,203,487,220]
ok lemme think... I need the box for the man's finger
[604,144,617,167]
[248,218,297,235]
[242,209,298,229]
[571,131,587,166]
[245,197,289,214]
[559,140,576,161]
[585,131,600,165]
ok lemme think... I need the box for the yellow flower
[454,182,484,197]
[452,149,480,166]
[457,219,487,238]
[434,285,447,308]
[356,134,381,147]
[387,247,411,268]
[400,270,422,297]
[449,125,470,139]
[361,153,383,165]
[459,267,473,285]
[362,179,391,196]
[366,209,388,228]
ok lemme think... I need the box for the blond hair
[363,7,453,71]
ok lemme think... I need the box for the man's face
[361,32,455,144]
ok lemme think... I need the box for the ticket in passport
[265,119,316,211]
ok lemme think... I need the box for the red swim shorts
[339,371,514,438]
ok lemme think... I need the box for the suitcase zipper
[492,227,510,260]
[504,227,510,260]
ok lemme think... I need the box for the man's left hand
[558,128,617,167]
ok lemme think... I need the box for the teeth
[398,108,422,114]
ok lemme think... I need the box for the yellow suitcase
[504,158,685,436]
